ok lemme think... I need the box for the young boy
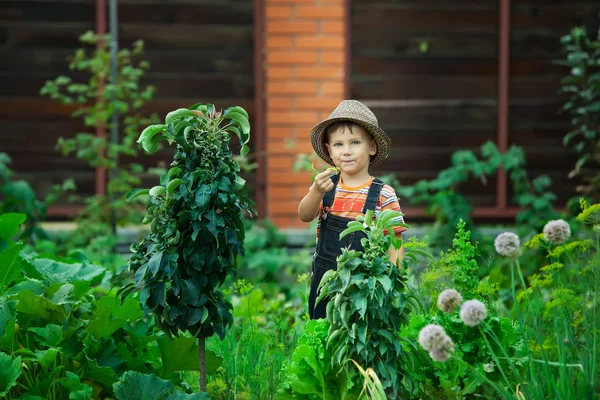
[298,99,408,320]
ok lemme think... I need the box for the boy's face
[325,124,376,176]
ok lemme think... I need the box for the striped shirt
[316,176,407,238]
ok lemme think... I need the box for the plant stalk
[199,335,206,391]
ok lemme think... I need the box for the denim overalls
[308,173,384,319]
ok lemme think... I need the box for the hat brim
[310,117,391,166]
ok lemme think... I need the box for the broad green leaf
[126,188,150,202]
[224,105,249,120]
[0,353,21,397]
[29,324,62,347]
[10,289,57,319]
[0,213,27,241]
[194,184,212,209]
[60,371,92,400]
[225,112,250,144]
[79,355,117,387]
[0,299,16,352]
[157,335,222,377]
[233,175,246,192]
[149,186,166,197]
[167,167,182,180]
[240,144,250,157]
[165,108,197,124]
[30,258,105,285]
[137,124,167,154]
[167,179,185,195]
[0,244,23,295]
[114,371,173,399]
[87,296,143,339]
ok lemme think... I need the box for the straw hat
[309,100,390,166]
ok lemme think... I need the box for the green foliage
[278,319,357,400]
[377,141,558,248]
[39,30,159,264]
[0,153,74,245]
[0,214,221,399]
[317,210,414,399]
[557,23,600,200]
[123,104,254,341]
[113,371,210,400]
[402,220,525,398]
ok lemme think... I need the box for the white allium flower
[418,324,447,351]
[543,219,571,244]
[418,324,455,362]
[494,232,521,257]
[437,289,463,313]
[460,299,488,327]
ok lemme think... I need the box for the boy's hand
[311,169,335,194]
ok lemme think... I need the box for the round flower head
[418,324,447,351]
[494,232,521,257]
[543,219,571,244]
[429,338,454,362]
[437,289,463,313]
[460,299,488,327]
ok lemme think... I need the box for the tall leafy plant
[40,30,158,260]
[557,23,600,200]
[121,104,254,390]
[317,209,415,399]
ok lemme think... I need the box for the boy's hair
[324,121,374,143]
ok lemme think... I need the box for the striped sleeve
[379,184,408,235]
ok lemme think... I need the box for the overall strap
[322,173,340,208]
[361,178,384,213]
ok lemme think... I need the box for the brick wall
[264,0,347,228]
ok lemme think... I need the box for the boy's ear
[325,142,332,157]
[369,140,377,156]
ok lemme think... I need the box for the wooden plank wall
[0,0,255,218]
[351,0,600,209]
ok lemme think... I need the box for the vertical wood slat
[254,0,266,218]
[95,0,107,196]
[496,0,511,210]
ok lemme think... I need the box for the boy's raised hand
[312,169,336,194]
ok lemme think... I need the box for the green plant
[121,103,254,390]
[278,319,358,400]
[0,213,217,399]
[0,153,74,246]
[402,220,525,399]
[557,23,600,200]
[316,209,414,399]
[39,30,159,263]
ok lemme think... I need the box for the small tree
[317,210,415,399]
[121,104,254,391]
[40,31,158,262]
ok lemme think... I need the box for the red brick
[321,21,344,34]
[321,51,344,64]
[267,111,319,124]
[295,6,344,19]
[320,81,344,96]
[267,96,294,110]
[296,97,343,110]
[267,156,296,170]
[266,37,293,49]
[267,51,318,64]
[269,0,318,3]
[267,140,315,154]
[296,66,343,79]
[266,67,294,79]
[268,126,295,139]
[267,81,318,95]
[267,21,317,34]
[295,36,344,50]
[269,171,313,185]
[266,6,293,19]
